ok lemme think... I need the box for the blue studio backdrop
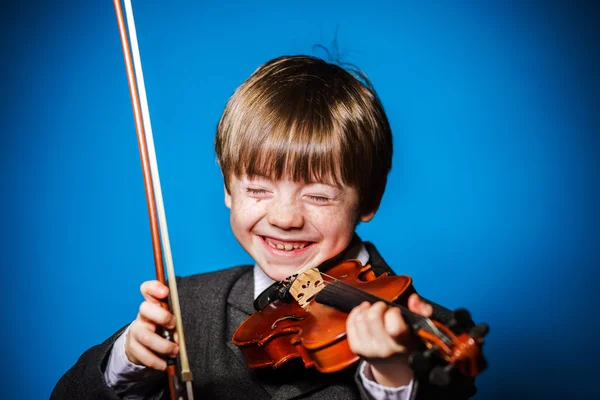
[1,1,598,399]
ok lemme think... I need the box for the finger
[132,317,157,334]
[354,303,371,341]
[346,302,371,354]
[355,303,374,346]
[131,327,179,358]
[408,293,433,317]
[347,301,370,323]
[139,301,177,329]
[363,302,388,339]
[365,302,406,357]
[126,336,168,370]
[140,280,170,303]
[346,304,360,353]
[383,307,408,339]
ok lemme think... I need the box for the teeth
[265,237,309,251]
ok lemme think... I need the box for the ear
[359,209,376,223]
[224,185,232,209]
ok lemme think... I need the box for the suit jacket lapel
[226,268,255,365]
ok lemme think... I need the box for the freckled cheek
[231,200,266,230]
[311,209,355,243]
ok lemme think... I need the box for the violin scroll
[409,308,489,389]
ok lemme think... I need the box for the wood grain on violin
[233,260,488,388]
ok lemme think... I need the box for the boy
[52,55,476,399]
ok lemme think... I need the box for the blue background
[1,1,598,398]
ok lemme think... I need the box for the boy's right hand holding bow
[124,280,180,371]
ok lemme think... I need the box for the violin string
[319,280,446,342]
[316,272,451,344]
[317,271,423,319]
[320,279,430,330]
[325,281,452,346]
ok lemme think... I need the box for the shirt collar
[252,242,369,300]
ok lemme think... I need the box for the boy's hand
[124,280,179,371]
[346,293,433,387]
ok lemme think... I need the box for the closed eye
[308,195,329,202]
[246,188,268,195]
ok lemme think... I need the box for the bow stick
[113,1,194,399]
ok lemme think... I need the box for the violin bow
[112,1,194,399]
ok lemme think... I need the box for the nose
[267,197,304,230]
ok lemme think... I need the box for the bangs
[232,107,352,188]
[219,72,367,189]
[215,55,392,214]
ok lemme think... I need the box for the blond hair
[215,55,392,215]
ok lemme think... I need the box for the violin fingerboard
[314,281,372,313]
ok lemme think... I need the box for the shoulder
[177,265,253,291]
[177,265,253,298]
[179,264,253,284]
[362,241,394,276]
[364,241,456,323]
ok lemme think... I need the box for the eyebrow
[245,173,344,189]
[305,181,344,190]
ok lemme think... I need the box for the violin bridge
[289,268,325,308]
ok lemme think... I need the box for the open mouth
[260,236,315,252]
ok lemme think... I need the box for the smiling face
[216,56,393,279]
[225,175,374,281]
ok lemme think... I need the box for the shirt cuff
[104,324,165,399]
[358,361,414,400]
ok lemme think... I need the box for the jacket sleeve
[353,352,477,400]
[50,326,168,400]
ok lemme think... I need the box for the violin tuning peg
[448,308,475,333]
[429,364,456,387]
[455,308,474,327]
[409,346,438,375]
[469,323,489,339]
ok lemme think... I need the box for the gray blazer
[51,242,476,399]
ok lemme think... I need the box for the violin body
[232,260,416,373]
[233,259,488,386]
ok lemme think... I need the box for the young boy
[52,55,476,399]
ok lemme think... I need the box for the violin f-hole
[271,315,305,329]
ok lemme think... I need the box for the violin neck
[314,281,423,330]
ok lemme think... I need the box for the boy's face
[225,175,375,281]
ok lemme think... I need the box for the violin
[232,259,488,388]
